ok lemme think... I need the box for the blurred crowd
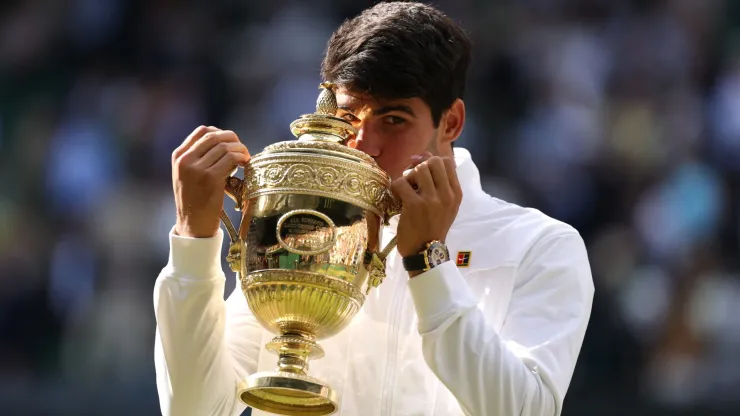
[1,0,739,414]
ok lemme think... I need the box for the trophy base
[238,371,338,416]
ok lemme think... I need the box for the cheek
[377,135,427,180]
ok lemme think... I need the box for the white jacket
[153,147,595,416]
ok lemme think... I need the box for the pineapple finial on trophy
[316,82,338,116]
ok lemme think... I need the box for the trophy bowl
[220,84,400,415]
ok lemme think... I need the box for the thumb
[391,177,420,203]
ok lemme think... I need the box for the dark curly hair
[321,1,472,127]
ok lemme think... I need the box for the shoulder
[448,195,585,271]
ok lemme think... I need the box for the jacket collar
[453,147,485,218]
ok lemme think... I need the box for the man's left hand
[391,154,463,258]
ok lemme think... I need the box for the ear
[439,99,465,146]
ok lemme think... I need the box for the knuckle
[454,190,463,204]
[401,172,416,185]
[216,141,232,152]
[225,152,243,168]
[174,154,189,171]
[224,152,238,164]
[415,163,429,173]
[223,130,238,140]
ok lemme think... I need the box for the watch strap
[402,253,428,271]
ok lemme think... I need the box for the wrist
[175,220,218,239]
[398,237,446,258]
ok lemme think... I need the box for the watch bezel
[422,240,449,270]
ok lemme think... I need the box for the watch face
[427,242,449,266]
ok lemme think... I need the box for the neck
[426,131,454,158]
[436,143,454,159]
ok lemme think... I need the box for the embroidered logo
[456,251,471,267]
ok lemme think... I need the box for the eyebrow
[338,104,417,118]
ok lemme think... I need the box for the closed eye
[340,113,360,123]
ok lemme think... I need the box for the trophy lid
[244,83,401,220]
[260,83,376,166]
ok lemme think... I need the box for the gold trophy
[219,83,400,415]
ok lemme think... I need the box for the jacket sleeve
[153,227,263,416]
[407,231,594,416]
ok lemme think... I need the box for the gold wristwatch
[402,240,450,272]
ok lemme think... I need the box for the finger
[208,151,251,178]
[391,177,421,203]
[411,163,436,196]
[443,157,462,197]
[410,151,433,167]
[426,157,449,190]
[185,130,240,160]
[197,142,250,169]
[173,126,218,161]
[405,151,433,170]
[403,152,433,179]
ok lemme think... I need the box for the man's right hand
[172,126,250,238]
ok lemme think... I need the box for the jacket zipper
[379,256,406,416]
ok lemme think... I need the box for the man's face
[335,88,442,181]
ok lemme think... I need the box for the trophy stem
[266,333,325,376]
[239,331,337,415]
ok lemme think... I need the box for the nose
[351,125,381,157]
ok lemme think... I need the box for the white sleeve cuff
[407,261,478,335]
[165,226,225,280]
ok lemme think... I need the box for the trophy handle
[222,169,245,272]
[224,171,244,211]
[221,171,244,244]
[366,195,401,294]
[365,235,398,295]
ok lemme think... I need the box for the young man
[154,2,594,415]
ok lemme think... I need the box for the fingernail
[410,155,423,162]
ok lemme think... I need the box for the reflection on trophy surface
[219,83,400,415]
